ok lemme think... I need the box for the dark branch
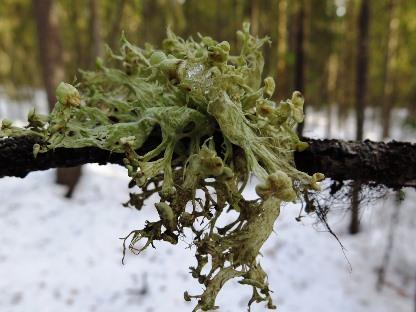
[1,135,415,188]
[296,138,416,188]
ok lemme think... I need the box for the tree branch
[1,135,415,188]
[296,138,416,188]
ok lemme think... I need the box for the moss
[0,23,323,311]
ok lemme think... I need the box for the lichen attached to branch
[0,24,323,311]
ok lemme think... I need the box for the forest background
[1,0,416,140]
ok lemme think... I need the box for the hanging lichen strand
[0,23,324,311]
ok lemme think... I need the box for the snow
[0,106,415,311]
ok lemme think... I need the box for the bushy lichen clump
[0,24,323,311]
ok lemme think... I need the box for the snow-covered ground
[0,101,415,311]
[1,165,415,312]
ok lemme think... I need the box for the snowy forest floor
[0,103,415,312]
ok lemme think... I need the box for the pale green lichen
[0,24,323,311]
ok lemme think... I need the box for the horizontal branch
[296,138,416,188]
[1,135,415,188]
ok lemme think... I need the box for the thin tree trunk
[276,0,288,99]
[355,0,370,142]
[326,54,339,137]
[108,0,126,50]
[250,0,260,36]
[141,0,154,44]
[338,0,357,122]
[350,0,370,235]
[32,0,81,198]
[376,193,402,291]
[32,0,63,112]
[381,0,399,139]
[294,0,306,136]
[89,0,101,63]
[350,182,361,234]
[69,0,84,68]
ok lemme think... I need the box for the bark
[1,135,415,189]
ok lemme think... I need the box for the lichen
[0,24,323,311]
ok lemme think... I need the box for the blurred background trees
[1,0,415,133]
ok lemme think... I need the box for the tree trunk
[32,0,81,198]
[355,0,370,142]
[376,193,402,291]
[338,0,357,123]
[89,0,101,64]
[326,54,339,137]
[381,0,399,140]
[250,0,260,36]
[294,0,306,136]
[350,0,371,235]
[32,0,63,112]
[276,0,288,99]
[69,0,85,69]
[108,0,126,50]
[350,181,361,234]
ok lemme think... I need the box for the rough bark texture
[295,138,416,189]
[1,135,415,189]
